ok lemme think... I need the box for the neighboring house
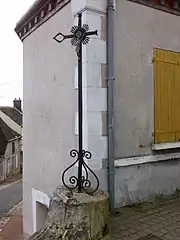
[0,98,23,181]
[15,0,180,236]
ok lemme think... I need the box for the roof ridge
[0,108,23,126]
[0,111,22,135]
[0,106,13,108]
[0,118,20,142]
[13,107,23,115]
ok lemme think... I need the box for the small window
[36,202,48,231]
[7,158,11,176]
[15,155,19,169]
[12,142,15,155]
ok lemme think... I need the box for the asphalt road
[0,181,22,217]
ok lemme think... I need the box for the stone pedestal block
[28,186,109,240]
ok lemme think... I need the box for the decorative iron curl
[70,149,79,158]
[62,149,79,190]
[82,150,92,159]
[81,155,99,194]
[62,149,99,194]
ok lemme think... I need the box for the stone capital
[71,0,107,16]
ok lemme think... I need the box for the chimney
[13,98,22,112]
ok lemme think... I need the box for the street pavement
[0,181,22,218]
[110,196,180,240]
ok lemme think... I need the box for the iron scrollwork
[54,13,99,194]
[62,150,100,194]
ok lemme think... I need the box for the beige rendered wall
[114,0,180,207]
[114,0,180,159]
[23,3,76,235]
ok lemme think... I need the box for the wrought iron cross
[53,13,99,194]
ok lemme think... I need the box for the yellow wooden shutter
[154,48,180,144]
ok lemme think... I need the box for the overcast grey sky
[0,0,34,106]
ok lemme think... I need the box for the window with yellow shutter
[154,48,180,144]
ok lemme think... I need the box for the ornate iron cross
[53,13,99,194]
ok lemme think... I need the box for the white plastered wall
[72,0,108,183]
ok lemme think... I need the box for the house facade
[0,98,23,181]
[114,0,180,206]
[15,0,180,237]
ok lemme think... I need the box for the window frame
[153,48,180,150]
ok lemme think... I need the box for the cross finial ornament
[53,13,99,194]
[54,13,97,57]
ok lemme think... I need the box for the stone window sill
[152,142,180,151]
[114,151,180,167]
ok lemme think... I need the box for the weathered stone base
[102,234,111,240]
[28,186,109,240]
